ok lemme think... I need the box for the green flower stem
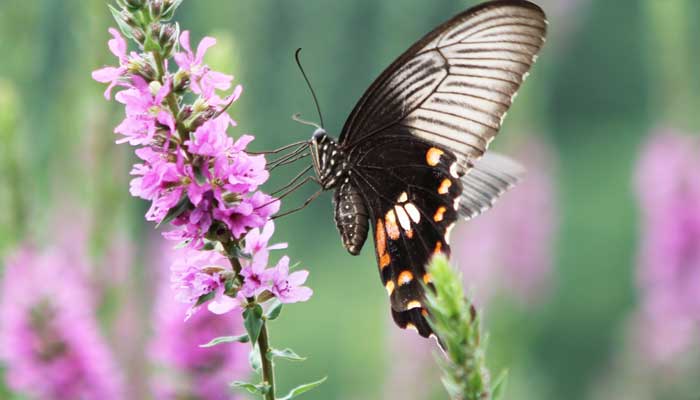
[151,50,188,141]
[224,242,276,400]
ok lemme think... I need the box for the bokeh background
[1,0,699,399]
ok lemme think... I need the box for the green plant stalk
[226,249,276,400]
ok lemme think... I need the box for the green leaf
[156,195,190,228]
[243,304,264,345]
[200,334,249,348]
[265,300,283,320]
[231,381,268,395]
[161,0,185,20]
[491,370,509,400]
[268,348,306,362]
[108,5,135,40]
[278,377,327,400]
[248,346,261,372]
[194,291,215,307]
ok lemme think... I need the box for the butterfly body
[305,0,547,341]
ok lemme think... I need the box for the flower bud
[148,0,164,19]
[158,23,179,58]
[173,69,190,93]
[127,57,157,81]
[125,0,145,9]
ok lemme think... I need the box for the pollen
[385,280,395,296]
[398,270,414,285]
[426,147,444,166]
[385,209,400,240]
[438,179,452,195]
[407,300,422,310]
[434,206,447,222]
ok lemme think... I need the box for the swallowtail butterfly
[306,0,547,339]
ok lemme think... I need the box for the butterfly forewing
[340,0,546,173]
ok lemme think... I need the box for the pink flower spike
[244,221,287,266]
[269,256,313,304]
[196,37,217,65]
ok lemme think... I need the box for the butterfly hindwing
[349,135,461,337]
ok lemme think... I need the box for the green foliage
[200,334,250,348]
[277,377,327,400]
[243,304,264,345]
[424,255,501,400]
[268,348,306,362]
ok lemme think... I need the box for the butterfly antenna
[295,48,325,129]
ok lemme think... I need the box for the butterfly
[298,0,547,340]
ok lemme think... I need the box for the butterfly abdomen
[333,183,369,255]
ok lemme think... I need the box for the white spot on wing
[394,205,412,231]
[445,223,456,245]
[404,203,421,223]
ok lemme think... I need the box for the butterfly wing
[340,0,547,174]
[339,0,547,338]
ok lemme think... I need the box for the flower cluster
[93,0,311,319]
[0,246,124,400]
[633,130,700,364]
[150,240,248,400]
[171,221,312,318]
[94,25,276,249]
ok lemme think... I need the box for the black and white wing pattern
[338,0,547,338]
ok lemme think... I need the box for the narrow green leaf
[491,370,509,400]
[108,5,135,39]
[231,381,266,395]
[243,304,264,345]
[161,0,185,20]
[156,195,190,228]
[200,334,249,348]
[248,346,261,372]
[265,300,283,320]
[268,348,306,362]
[278,377,327,400]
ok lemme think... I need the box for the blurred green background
[1,0,699,399]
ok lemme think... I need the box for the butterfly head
[310,128,347,190]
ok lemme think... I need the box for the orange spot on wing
[375,219,386,256]
[438,179,452,195]
[398,270,414,286]
[421,308,429,317]
[433,206,447,222]
[406,229,414,239]
[385,209,400,240]
[426,147,444,166]
[423,273,432,284]
[380,253,391,269]
[434,241,443,255]
[385,280,395,295]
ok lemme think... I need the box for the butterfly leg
[272,188,323,220]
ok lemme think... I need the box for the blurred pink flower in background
[384,136,559,400]
[0,246,124,400]
[149,240,248,400]
[633,130,700,364]
[453,137,559,306]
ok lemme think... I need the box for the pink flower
[170,248,240,318]
[269,256,312,304]
[0,246,124,400]
[92,28,129,99]
[632,130,700,364]
[174,31,233,99]
[239,258,273,298]
[244,221,288,266]
[150,240,248,400]
[185,114,235,157]
[114,76,173,146]
[216,192,280,239]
